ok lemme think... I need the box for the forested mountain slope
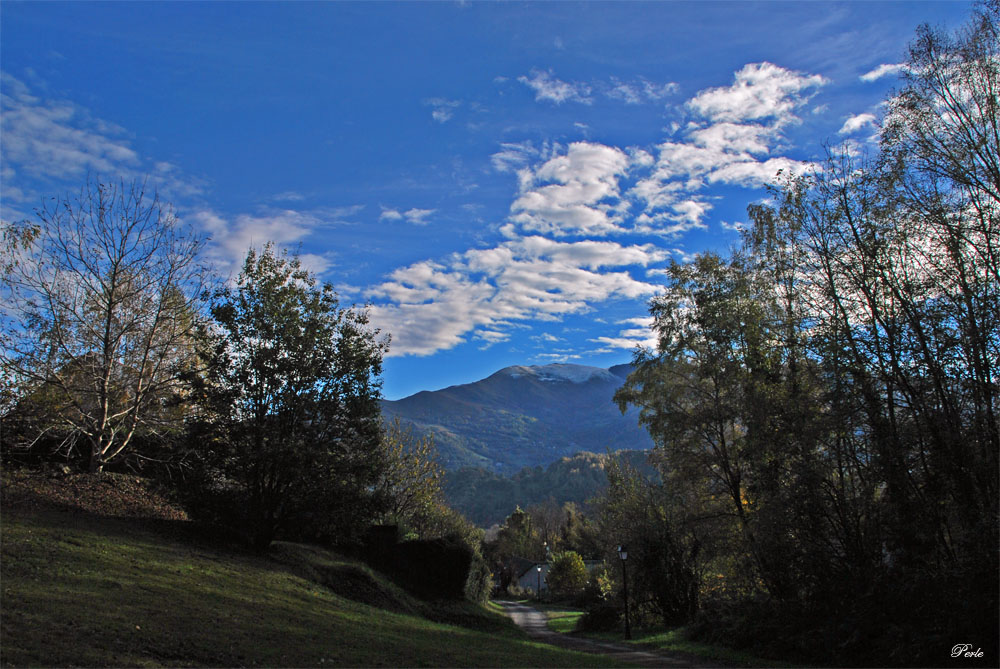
[381,363,653,473]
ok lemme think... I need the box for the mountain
[381,363,654,474]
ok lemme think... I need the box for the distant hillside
[381,363,654,474]
[443,450,656,527]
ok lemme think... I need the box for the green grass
[0,507,621,667]
[534,603,585,634]
[627,627,796,667]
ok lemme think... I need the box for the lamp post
[536,564,542,598]
[616,544,632,639]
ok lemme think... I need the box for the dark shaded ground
[498,600,725,668]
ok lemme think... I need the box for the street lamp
[536,564,542,598]
[616,544,632,639]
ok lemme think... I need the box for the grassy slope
[0,472,619,668]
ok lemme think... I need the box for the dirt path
[497,601,723,668]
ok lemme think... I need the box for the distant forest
[444,450,654,526]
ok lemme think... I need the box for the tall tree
[375,417,445,535]
[196,244,388,549]
[1,180,207,473]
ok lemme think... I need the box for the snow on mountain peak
[498,363,616,384]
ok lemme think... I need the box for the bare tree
[1,179,208,473]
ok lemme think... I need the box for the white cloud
[518,69,592,105]
[380,207,433,225]
[476,330,510,349]
[272,190,306,202]
[590,316,657,350]
[688,122,775,155]
[424,97,461,123]
[369,235,667,356]
[707,156,817,186]
[0,72,200,210]
[322,204,367,221]
[1,72,138,183]
[190,208,333,279]
[532,352,582,362]
[860,63,905,82]
[626,62,825,232]
[369,61,832,358]
[687,62,827,124]
[838,112,877,135]
[403,208,435,225]
[509,142,631,237]
[605,77,679,104]
[491,142,540,173]
[607,79,644,105]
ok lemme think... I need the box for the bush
[578,602,622,632]
[579,563,613,606]
[546,550,588,601]
[365,530,492,602]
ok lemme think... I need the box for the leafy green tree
[376,418,445,536]
[613,5,998,659]
[546,550,588,600]
[559,502,603,559]
[597,455,702,625]
[1,180,206,473]
[193,244,388,549]
[486,506,546,589]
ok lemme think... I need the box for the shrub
[546,550,589,601]
[578,602,622,632]
[580,563,613,606]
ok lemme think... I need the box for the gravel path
[497,601,724,668]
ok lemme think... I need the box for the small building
[513,556,606,595]
[516,561,549,594]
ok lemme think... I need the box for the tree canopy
[190,244,389,549]
[1,179,207,473]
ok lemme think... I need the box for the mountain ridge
[381,362,653,474]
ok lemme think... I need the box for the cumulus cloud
[627,62,825,233]
[589,316,657,351]
[518,69,592,105]
[838,112,877,135]
[370,61,832,357]
[687,62,826,124]
[369,235,667,356]
[860,63,905,82]
[190,208,334,279]
[509,142,631,237]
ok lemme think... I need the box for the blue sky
[0,1,973,399]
